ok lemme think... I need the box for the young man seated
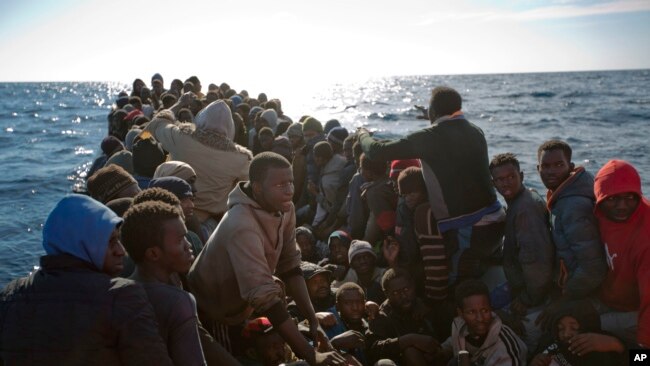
[0,194,173,365]
[440,279,527,366]
[239,317,301,366]
[121,200,207,366]
[299,261,337,314]
[338,240,386,305]
[319,230,352,284]
[366,268,442,366]
[530,300,626,366]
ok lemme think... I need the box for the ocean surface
[1,70,649,286]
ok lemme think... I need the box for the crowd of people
[0,73,647,366]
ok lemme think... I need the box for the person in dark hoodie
[592,159,650,348]
[535,140,607,329]
[0,194,173,365]
[132,136,167,189]
[530,300,626,366]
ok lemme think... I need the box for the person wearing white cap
[337,240,387,305]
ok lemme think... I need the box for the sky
[0,0,648,91]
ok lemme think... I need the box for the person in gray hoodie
[0,194,172,366]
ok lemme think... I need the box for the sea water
[0,70,648,286]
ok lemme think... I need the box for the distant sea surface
[1,70,649,286]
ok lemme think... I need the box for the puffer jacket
[187,182,301,326]
[0,255,172,366]
[546,166,607,298]
[145,112,251,222]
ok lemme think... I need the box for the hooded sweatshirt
[187,182,301,326]
[594,159,650,346]
[194,100,235,141]
[443,314,527,366]
[145,111,251,222]
[42,194,122,270]
[546,166,607,298]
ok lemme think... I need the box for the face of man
[253,167,294,213]
[385,276,415,313]
[491,163,524,201]
[158,217,194,275]
[598,192,640,222]
[329,238,349,266]
[255,332,288,366]
[296,233,314,259]
[259,135,274,151]
[458,294,493,338]
[180,196,194,219]
[350,252,375,276]
[102,228,126,276]
[538,149,574,191]
[289,135,303,150]
[402,190,426,210]
[306,273,331,301]
[337,289,365,324]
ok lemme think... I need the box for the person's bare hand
[330,330,365,350]
[314,350,347,366]
[365,301,379,321]
[568,333,625,356]
[178,92,196,106]
[382,237,400,267]
[529,354,552,366]
[315,312,337,328]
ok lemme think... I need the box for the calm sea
[1,70,649,286]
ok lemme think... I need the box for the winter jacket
[187,182,302,326]
[316,154,347,216]
[594,159,650,346]
[145,112,251,222]
[503,186,554,307]
[442,314,527,366]
[0,255,172,366]
[359,112,499,233]
[361,176,398,245]
[546,167,607,298]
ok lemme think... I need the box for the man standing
[358,86,504,285]
[593,159,649,347]
[188,152,345,366]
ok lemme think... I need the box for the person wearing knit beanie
[286,123,305,151]
[302,117,323,135]
[347,240,376,264]
[272,136,293,162]
[132,138,166,189]
[327,127,349,154]
[101,136,125,156]
[324,119,341,135]
[153,161,197,189]
[148,176,195,219]
[390,159,421,181]
[105,150,134,175]
[87,164,141,204]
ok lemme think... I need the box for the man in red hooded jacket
[593,159,649,348]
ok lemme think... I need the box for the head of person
[328,230,351,266]
[100,135,124,157]
[140,87,152,102]
[286,123,305,149]
[43,194,125,276]
[151,73,164,88]
[382,267,416,313]
[324,119,341,135]
[170,78,184,93]
[455,279,493,338]
[121,201,194,275]
[258,127,275,151]
[194,100,235,140]
[242,317,289,366]
[152,79,164,96]
[106,197,133,217]
[360,153,387,182]
[348,240,376,276]
[302,117,323,141]
[428,86,462,121]
[132,137,166,178]
[260,109,278,132]
[177,108,193,123]
[313,141,333,168]
[552,300,601,344]
[132,78,145,95]
[537,139,574,191]
[105,150,135,174]
[257,92,268,103]
[205,91,219,104]
[389,159,421,183]
[343,135,356,162]
[182,81,194,94]
[128,96,142,111]
[594,159,643,223]
[301,261,333,302]
[87,164,141,204]
[148,177,195,219]
[397,166,427,210]
[249,152,294,213]
[272,136,293,162]
[296,226,316,261]
[153,161,197,192]
[187,76,201,93]
[336,282,366,325]
[489,153,524,201]
[327,127,349,154]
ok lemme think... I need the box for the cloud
[416,0,650,25]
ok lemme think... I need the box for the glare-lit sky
[1,0,648,90]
